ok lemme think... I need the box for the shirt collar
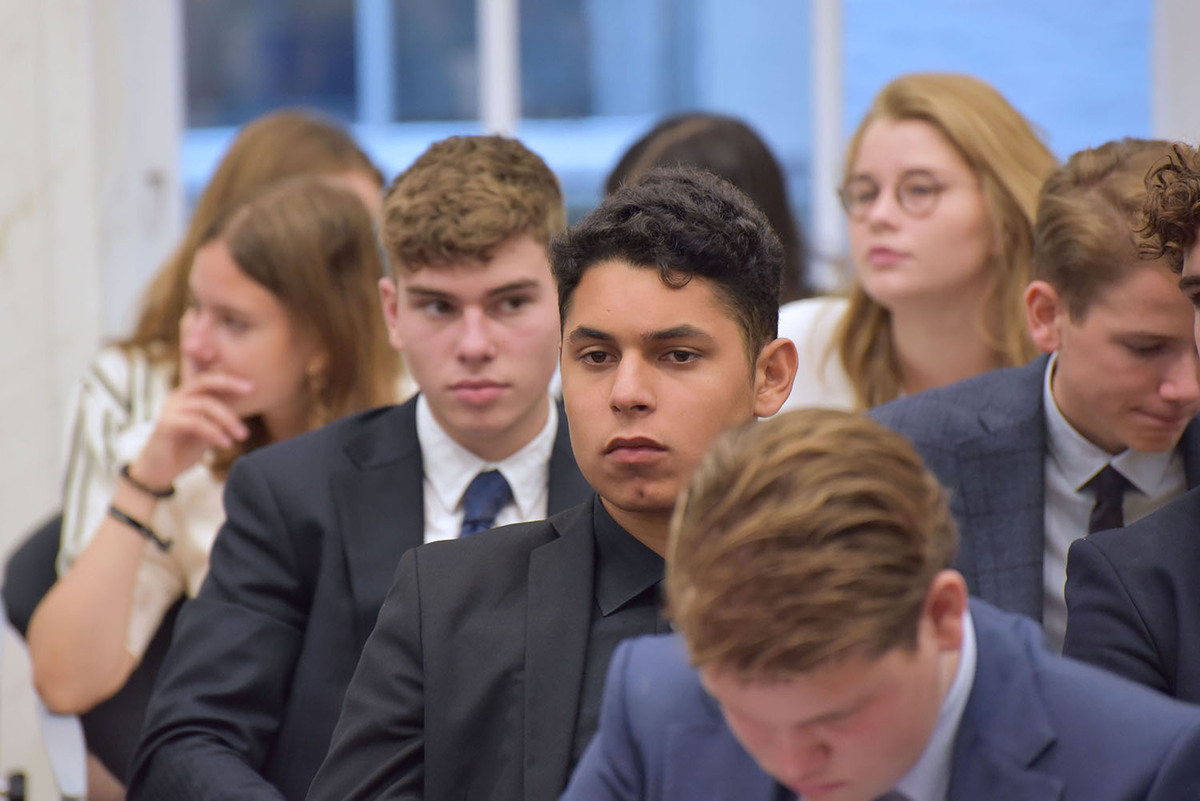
[1042,352,1175,496]
[591,498,665,616]
[894,607,977,801]
[415,393,557,519]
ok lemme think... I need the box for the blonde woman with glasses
[779,72,1058,411]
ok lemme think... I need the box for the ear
[379,276,406,352]
[752,337,799,418]
[1024,280,1067,354]
[924,570,968,652]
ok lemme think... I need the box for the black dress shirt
[570,500,670,763]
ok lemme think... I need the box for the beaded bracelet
[108,504,173,552]
[120,463,175,499]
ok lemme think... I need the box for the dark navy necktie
[460,470,513,536]
[1086,464,1132,534]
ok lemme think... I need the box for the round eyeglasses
[838,170,948,219]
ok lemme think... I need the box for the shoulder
[233,401,418,479]
[972,601,1200,738]
[871,356,1048,439]
[778,297,855,411]
[414,501,591,571]
[608,634,716,727]
[778,296,848,337]
[1085,486,1200,566]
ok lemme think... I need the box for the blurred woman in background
[607,112,813,303]
[28,176,401,796]
[779,72,1058,411]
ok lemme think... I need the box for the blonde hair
[382,135,565,274]
[200,178,399,478]
[666,409,958,679]
[1036,138,1177,318]
[122,109,383,367]
[835,73,1057,409]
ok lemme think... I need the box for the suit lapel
[523,500,596,801]
[949,603,1063,801]
[547,401,592,514]
[333,400,426,644]
[1180,417,1200,488]
[954,358,1048,620]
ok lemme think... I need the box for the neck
[889,296,998,396]
[600,498,672,556]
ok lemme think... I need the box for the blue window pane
[185,0,357,127]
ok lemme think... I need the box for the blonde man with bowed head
[779,72,1057,411]
[1065,143,1200,703]
[307,167,797,801]
[562,410,1200,801]
[872,139,1200,651]
[126,136,592,801]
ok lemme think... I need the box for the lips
[604,436,667,464]
[787,780,848,799]
[866,246,908,267]
[450,379,508,406]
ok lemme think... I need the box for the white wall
[0,0,182,563]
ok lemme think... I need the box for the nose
[1161,347,1200,404]
[862,186,902,230]
[770,731,831,788]
[608,354,656,415]
[455,307,497,364]
[179,310,217,369]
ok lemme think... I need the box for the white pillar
[356,0,396,124]
[810,0,845,291]
[0,0,182,558]
[478,0,521,135]
[1152,0,1200,144]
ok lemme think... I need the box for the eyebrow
[405,279,542,300]
[565,324,715,346]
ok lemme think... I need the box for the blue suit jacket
[561,601,1200,801]
[870,355,1200,620]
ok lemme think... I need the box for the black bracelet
[120,463,175,499]
[107,504,173,552]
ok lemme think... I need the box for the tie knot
[1089,464,1131,498]
[1086,464,1132,534]
[460,470,513,537]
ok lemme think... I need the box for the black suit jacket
[1064,487,1200,702]
[127,398,590,801]
[306,497,617,801]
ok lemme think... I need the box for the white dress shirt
[416,394,557,543]
[1041,354,1185,650]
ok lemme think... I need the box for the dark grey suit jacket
[127,398,591,801]
[561,601,1200,801]
[871,354,1200,620]
[306,496,620,801]
[1064,486,1200,702]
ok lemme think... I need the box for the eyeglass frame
[837,169,950,220]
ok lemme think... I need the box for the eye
[1123,341,1166,357]
[579,349,613,366]
[421,298,456,317]
[664,349,698,364]
[220,314,249,333]
[495,294,531,314]
[840,178,878,209]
